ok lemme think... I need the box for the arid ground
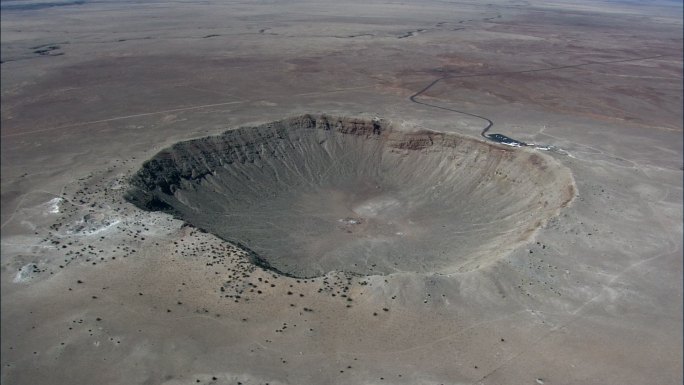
[1,1,682,384]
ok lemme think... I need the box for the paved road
[408,54,667,147]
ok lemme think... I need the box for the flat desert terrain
[1,1,682,384]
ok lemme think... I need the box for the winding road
[409,54,667,149]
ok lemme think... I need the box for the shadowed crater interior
[126,115,575,277]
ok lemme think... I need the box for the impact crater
[126,115,575,277]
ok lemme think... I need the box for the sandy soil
[1,1,682,384]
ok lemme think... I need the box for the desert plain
[1,0,682,384]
